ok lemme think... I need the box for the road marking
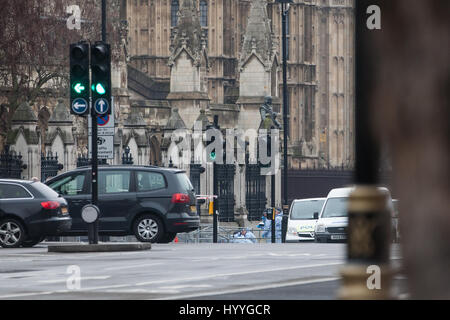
[39,276,111,284]
[157,277,340,300]
[104,262,163,271]
[134,262,344,286]
[158,284,213,290]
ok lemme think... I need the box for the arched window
[171,0,179,27]
[200,0,208,27]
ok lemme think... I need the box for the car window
[175,172,194,192]
[31,182,59,198]
[321,198,349,218]
[0,184,32,199]
[290,200,325,220]
[136,171,166,192]
[99,171,131,194]
[48,173,86,195]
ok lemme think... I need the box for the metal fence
[122,146,134,165]
[76,154,108,167]
[41,152,63,182]
[0,145,27,179]
[215,164,236,222]
[246,164,267,221]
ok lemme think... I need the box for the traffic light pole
[281,2,290,243]
[102,0,106,42]
[213,162,218,243]
[271,175,276,244]
[90,97,99,245]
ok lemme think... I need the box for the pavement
[0,242,407,300]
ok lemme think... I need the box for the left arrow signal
[74,83,86,94]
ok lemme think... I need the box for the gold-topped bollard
[338,186,393,300]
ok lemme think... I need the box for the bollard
[338,186,393,300]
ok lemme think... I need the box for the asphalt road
[0,242,406,300]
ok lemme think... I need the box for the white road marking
[158,284,213,290]
[0,262,343,299]
[39,276,111,284]
[158,277,340,300]
[134,262,344,286]
[104,262,163,271]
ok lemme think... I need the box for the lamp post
[276,0,292,243]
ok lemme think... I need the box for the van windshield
[321,198,349,218]
[290,200,325,220]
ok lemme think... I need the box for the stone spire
[11,101,37,124]
[165,108,187,131]
[168,0,207,69]
[48,99,73,124]
[239,0,277,71]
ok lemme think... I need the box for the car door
[96,169,136,232]
[46,171,90,232]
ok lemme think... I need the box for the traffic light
[206,115,220,162]
[206,132,217,162]
[70,42,90,116]
[91,41,111,115]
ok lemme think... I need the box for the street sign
[88,97,114,136]
[71,98,88,115]
[97,115,109,126]
[94,98,109,115]
[88,135,114,159]
[81,204,100,224]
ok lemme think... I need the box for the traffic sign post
[68,2,110,245]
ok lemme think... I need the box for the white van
[314,186,392,243]
[286,198,326,242]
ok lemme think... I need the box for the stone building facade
[126,0,355,169]
[2,0,355,226]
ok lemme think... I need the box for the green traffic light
[73,83,86,94]
[210,151,216,161]
[95,83,106,95]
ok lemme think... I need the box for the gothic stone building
[4,0,355,226]
[126,0,355,170]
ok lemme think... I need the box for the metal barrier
[176,224,269,244]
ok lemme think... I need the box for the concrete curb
[47,242,152,253]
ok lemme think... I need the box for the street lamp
[276,0,292,242]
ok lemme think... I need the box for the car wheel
[158,232,177,244]
[22,236,45,248]
[0,219,26,248]
[133,214,164,243]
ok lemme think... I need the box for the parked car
[286,198,325,242]
[0,179,72,248]
[45,165,200,243]
[314,186,392,243]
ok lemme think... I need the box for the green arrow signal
[74,83,85,94]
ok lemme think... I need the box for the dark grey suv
[45,165,199,243]
[0,179,71,248]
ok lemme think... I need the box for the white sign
[88,135,114,159]
[88,97,114,159]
